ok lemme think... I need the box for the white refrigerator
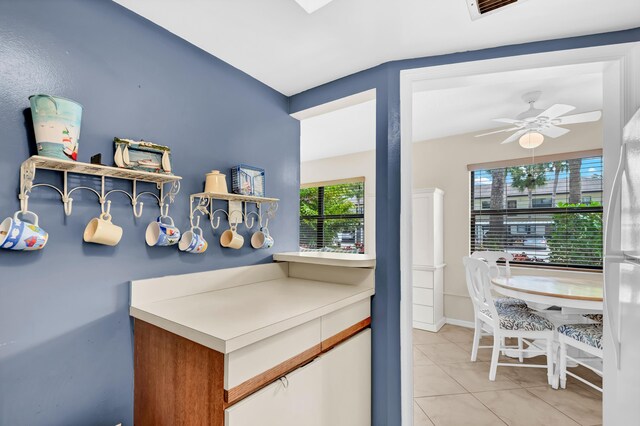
[603,106,640,424]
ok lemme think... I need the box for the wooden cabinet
[131,258,375,426]
[134,304,371,426]
[412,188,445,332]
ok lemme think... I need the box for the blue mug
[250,227,274,249]
[145,215,180,247]
[179,226,208,254]
[0,211,48,251]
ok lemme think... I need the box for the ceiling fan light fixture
[519,131,544,149]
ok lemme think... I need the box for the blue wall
[289,27,640,426]
[0,1,299,424]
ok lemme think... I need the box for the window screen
[300,181,365,254]
[470,156,603,269]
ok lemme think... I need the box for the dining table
[491,274,603,359]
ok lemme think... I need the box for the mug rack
[19,155,181,218]
[189,191,279,234]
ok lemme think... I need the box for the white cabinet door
[320,329,371,426]
[225,358,323,426]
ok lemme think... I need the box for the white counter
[130,258,375,353]
[273,252,376,268]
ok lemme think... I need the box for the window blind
[470,155,603,269]
[300,181,365,254]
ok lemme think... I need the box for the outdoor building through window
[300,179,365,254]
[470,153,603,269]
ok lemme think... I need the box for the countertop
[272,252,376,268]
[130,275,374,354]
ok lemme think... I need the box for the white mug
[83,213,123,246]
[220,224,244,249]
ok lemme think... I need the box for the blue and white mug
[251,226,274,249]
[145,215,180,247]
[179,226,208,254]
[0,210,48,251]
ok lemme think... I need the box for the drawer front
[225,318,321,390]
[413,305,434,324]
[321,298,370,342]
[225,358,323,426]
[412,269,434,289]
[413,287,434,306]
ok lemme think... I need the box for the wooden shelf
[191,192,279,203]
[23,155,181,184]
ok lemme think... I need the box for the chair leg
[559,340,567,389]
[500,337,506,356]
[471,318,482,362]
[489,333,501,381]
[546,337,554,386]
[518,338,524,363]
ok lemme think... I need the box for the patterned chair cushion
[481,305,554,331]
[494,297,528,310]
[582,313,603,323]
[558,323,603,350]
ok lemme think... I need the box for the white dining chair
[555,323,603,392]
[463,256,556,384]
[470,251,528,310]
[470,251,528,359]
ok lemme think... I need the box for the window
[470,155,603,269]
[300,180,365,254]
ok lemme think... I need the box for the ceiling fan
[475,91,602,145]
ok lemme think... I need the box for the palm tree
[568,158,582,204]
[550,161,568,207]
[509,164,547,208]
[486,169,506,250]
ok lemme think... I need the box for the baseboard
[445,318,475,329]
[413,317,446,332]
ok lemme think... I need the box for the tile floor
[413,325,602,426]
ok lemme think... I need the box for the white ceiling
[300,65,603,161]
[301,99,375,161]
[113,0,640,96]
[412,72,603,142]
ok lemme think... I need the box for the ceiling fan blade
[540,125,570,138]
[554,110,602,125]
[500,129,529,144]
[475,127,521,137]
[493,118,523,124]
[537,104,576,120]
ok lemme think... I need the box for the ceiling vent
[467,0,526,20]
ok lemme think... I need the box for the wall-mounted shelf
[190,192,278,204]
[20,155,181,218]
[189,192,279,234]
[23,155,181,184]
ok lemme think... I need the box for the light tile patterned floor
[413,326,602,426]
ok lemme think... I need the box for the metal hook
[101,199,112,216]
[132,200,144,218]
[209,208,228,230]
[160,203,169,217]
[63,196,73,216]
[19,193,29,214]
[245,211,259,229]
[191,215,201,229]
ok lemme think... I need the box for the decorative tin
[113,138,172,174]
[29,94,83,161]
[231,164,265,197]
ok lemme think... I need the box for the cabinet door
[225,358,323,426]
[320,329,371,426]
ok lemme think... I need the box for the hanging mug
[179,226,208,254]
[0,210,48,251]
[84,213,123,246]
[220,223,244,249]
[251,227,274,249]
[146,215,181,247]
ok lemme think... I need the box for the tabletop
[491,275,603,302]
